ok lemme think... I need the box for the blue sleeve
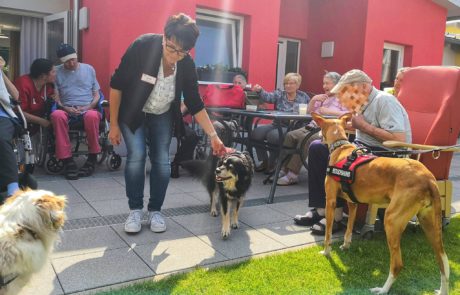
[259,89,282,103]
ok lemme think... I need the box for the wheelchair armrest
[101,100,110,108]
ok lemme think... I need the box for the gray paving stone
[133,236,227,274]
[38,180,86,204]
[172,212,248,235]
[186,190,211,203]
[90,198,134,216]
[77,186,126,202]
[53,247,154,294]
[54,227,127,258]
[112,218,194,247]
[197,227,285,259]
[65,202,99,220]
[69,177,124,191]
[254,220,325,247]
[18,262,63,295]
[237,205,291,227]
[268,200,310,217]
[162,192,206,208]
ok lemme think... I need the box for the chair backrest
[398,66,460,180]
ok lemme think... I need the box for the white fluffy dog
[0,190,66,295]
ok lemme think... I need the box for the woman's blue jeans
[120,111,173,212]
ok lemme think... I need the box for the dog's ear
[312,112,326,127]
[339,112,353,125]
[36,194,67,212]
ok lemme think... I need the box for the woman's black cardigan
[110,34,204,138]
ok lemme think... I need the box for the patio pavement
[18,150,460,295]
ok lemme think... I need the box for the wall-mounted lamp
[321,41,334,58]
[79,7,89,30]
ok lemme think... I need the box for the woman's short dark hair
[164,13,200,51]
[30,58,54,79]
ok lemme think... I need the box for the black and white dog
[181,151,254,239]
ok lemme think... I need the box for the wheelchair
[41,95,122,175]
[10,101,38,191]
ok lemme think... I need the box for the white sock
[317,208,342,225]
[317,208,325,216]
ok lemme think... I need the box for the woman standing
[251,73,310,173]
[109,13,226,234]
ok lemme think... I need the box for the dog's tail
[180,158,214,180]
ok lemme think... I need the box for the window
[195,9,243,82]
[381,42,404,90]
[276,38,300,89]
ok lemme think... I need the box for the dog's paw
[231,222,239,229]
[340,243,350,251]
[319,249,331,257]
[370,287,388,294]
[221,228,230,240]
[210,210,218,217]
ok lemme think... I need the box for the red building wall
[80,0,282,96]
[79,0,446,97]
[279,0,310,92]
[303,0,446,94]
[303,0,368,94]
[363,0,446,85]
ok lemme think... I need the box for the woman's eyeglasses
[165,42,189,57]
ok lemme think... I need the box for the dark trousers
[173,124,199,164]
[0,117,18,189]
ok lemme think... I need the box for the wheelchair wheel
[106,153,122,170]
[45,156,64,175]
[300,129,321,170]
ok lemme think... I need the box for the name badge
[141,73,156,85]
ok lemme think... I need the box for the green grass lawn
[99,216,460,295]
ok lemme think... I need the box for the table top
[206,107,313,121]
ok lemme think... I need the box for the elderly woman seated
[251,73,310,174]
[277,71,349,185]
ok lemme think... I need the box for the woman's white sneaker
[149,211,166,233]
[124,209,143,233]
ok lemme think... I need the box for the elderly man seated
[51,44,102,180]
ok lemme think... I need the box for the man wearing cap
[293,69,412,235]
[51,43,101,180]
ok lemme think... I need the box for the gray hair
[324,71,341,85]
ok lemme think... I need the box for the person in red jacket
[14,58,56,134]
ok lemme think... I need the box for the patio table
[206,107,314,203]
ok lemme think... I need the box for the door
[381,42,404,90]
[44,11,69,64]
[276,38,300,89]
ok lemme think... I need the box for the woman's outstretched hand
[211,136,234,157]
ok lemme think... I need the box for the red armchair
[363,66,460,236]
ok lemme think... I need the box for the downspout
[72,0,80,58]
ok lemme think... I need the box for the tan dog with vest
[312,112,449,295]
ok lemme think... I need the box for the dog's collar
[329,140,351,153]
[0,274,19,288]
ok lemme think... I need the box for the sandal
[64,161,79,180]
[78,160,95,177]
[310,218,344,236]
[293,208,323,226]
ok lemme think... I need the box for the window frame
[195,8,244,69]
